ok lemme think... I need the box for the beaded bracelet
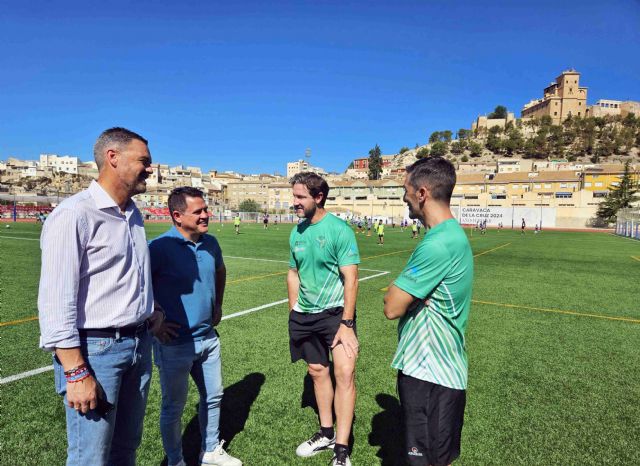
[66,367,90,383]
[64,363,87,377]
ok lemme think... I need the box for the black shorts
[288,307,356,366]
[398,372,466,466]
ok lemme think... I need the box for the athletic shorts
[398,371,466,466]
[288,307,356,366]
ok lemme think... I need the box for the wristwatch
[340,319,355,328]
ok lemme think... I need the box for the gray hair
[93,127,148,170]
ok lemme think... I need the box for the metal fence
[615,208,640,240]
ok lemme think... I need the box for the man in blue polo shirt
[150,187,242,466]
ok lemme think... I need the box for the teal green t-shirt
[391,218,474,389]
[289,213,360,313]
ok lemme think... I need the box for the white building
[287,160,310,178]
[39,154,79,174]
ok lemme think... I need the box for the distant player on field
[377,220,385,245]
[234,214,241,235]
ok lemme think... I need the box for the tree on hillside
[488,105,508,119]
[457,128,471,140]
[450,141,465,155]
[468,141,483,158]
[503,128,524,155]
[486,132,502,153]
[239,199,261,212]
[430,141,448,157]
[596,161,639,224]
[399,146,410,154]
[442,130,453,142]
[429,131,441,144]
[415,147,430,159]
[368,144,383,180]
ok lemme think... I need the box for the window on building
[595,182,603,187]
[560,183,567,188]
[512,184,519,189]
[534,184,541,189]
[554,112,558,116]
[584,182,592,187]
[544,184,551,188]
[555,192,572,199]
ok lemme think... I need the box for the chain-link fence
[615,208,640,240]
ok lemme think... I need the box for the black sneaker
[295,431,336,457]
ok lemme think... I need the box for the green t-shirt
[391,218,473,389]
[289,213,360,313]
[377,223,384,234]
[411,223,418,232]
[234,217,240,226]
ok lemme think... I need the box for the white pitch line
[0,270,390,385]
[0,365,53,384]
[0,235,39,241]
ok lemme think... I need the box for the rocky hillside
[389,114,640,169]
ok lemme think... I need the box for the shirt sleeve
[289,228,297,268]
[37,207,87,351]
[211,236,224,270]
[393,240,452,300]
[336,225,360,266]
[148,238,163,278]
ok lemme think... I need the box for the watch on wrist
[340,319,355,328]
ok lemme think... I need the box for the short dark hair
[289,172,330,207]
[168,186,205,224]
[405,157,456,202]
[93,127,148,170]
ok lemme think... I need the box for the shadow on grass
[164,372,265,466]
[301,367,354,451]
[368,393,403,465]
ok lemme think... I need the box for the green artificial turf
[0,221,639,465]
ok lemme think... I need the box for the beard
[295,203,316,219]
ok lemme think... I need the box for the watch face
[341,319,355,328]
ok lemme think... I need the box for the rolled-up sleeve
[38,208,86,351]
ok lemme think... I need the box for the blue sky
[1,0,639,174]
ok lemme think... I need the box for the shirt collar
[89,180,134,214]
[166,225,203,244]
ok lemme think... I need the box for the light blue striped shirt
[38,181,153,350]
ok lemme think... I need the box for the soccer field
[1,221,639,465]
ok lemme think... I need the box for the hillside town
[2,70,639,228]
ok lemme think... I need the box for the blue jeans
[53,331,152,466]
[153,331,223,465]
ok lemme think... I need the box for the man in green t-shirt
[383,157,473,466]
[233,215,241,235]
[288,172,361,466]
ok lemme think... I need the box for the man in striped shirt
[38,127,164,466]
[287,172,360,466]
[384,157,473,466]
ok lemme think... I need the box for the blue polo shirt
[149,226,224,343]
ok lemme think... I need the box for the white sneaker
[295,431,336,457]
[200,440,242,466]
[331,448,352,466]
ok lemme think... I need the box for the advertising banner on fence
[452,206,557,228]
